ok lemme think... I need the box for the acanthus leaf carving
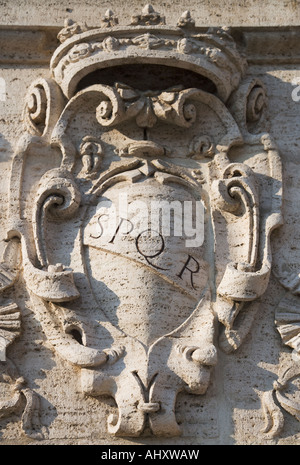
[0,357,44,439]
[0,301,21,362]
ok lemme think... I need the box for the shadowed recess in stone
[76,64,217,94]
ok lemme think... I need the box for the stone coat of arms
[2,6,294,440]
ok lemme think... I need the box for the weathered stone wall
[1,0,300,27]
[0,0,300,446]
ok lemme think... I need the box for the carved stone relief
[0,5,292,441]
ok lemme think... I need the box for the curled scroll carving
[23,78,65,139]
[228,77,268,134]
[95,83,199,129]
[246,85,267,123]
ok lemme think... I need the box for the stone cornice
[0,25,300,66]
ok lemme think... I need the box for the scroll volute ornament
[0,7,283,439]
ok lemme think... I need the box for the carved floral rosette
[0,7,286,439]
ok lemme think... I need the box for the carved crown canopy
[51,8,247,103]
[0,5,283,439]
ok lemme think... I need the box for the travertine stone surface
[0,0,299,27]
[0,0,300,446]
